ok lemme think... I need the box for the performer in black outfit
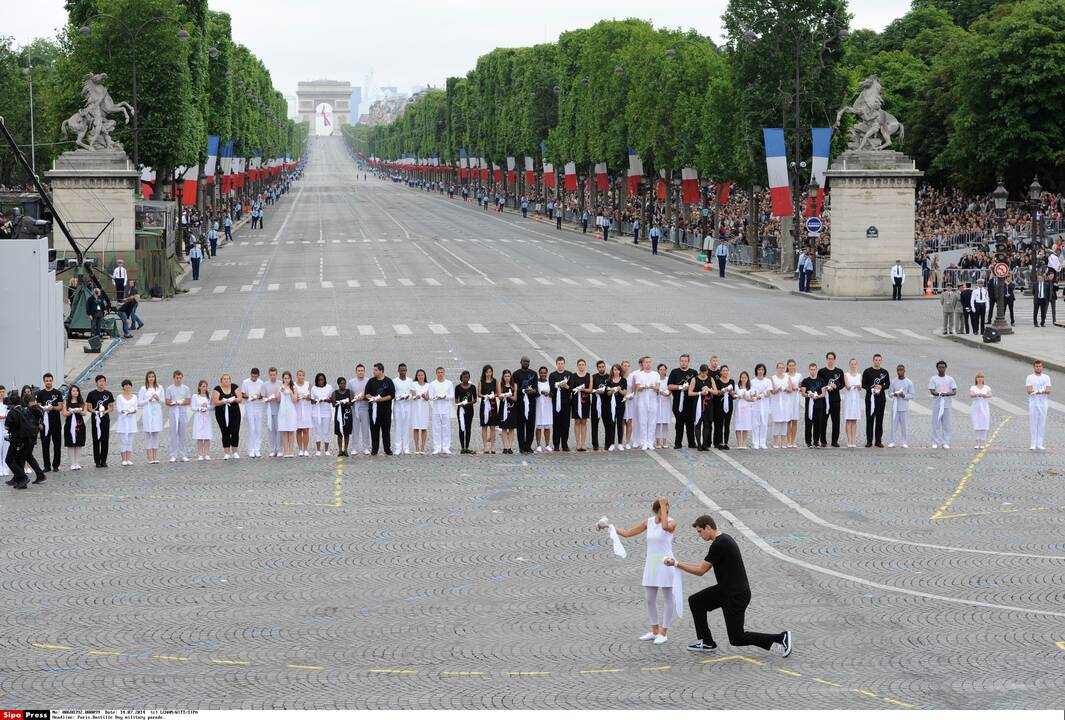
[35,373,64,472]
[816,352,844,447]
[666,514,792,657]
[601,364,626,449]
[85,375,115,468]
[711,366,735,450]
[689,365,714,451]
[569,361,592,451]
[213,376,242,453]
[800,363,827,447]
[513,357,538,453]
[589,360,608,451]
[861,354,890,448]
[455,371,477,454]
[548,356,572,451]
[365,362,395,456]
[668,354,697,449]
[332,376,353,456]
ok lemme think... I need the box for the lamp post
[23,60,36,174]
[1029,175,1043,293]
[80,15,190,169]
[991,178,1012,335]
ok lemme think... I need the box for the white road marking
[863,327,895,339]
[373,279,387,287]
[358,325,375,336]
[612,278,631,286]
[346,280,360,288]
[561,278,578,286]
[508,278,527,285]
[173,331,193,344]
[651,323,678,334]
[721,323,749,334]
[212,286,227,294]
[295,282,307,290]
[827,325,859,337]
[895,328,928,340]
[247,328,265,340]
[320,281,334,289]
[209,330,229,342]
[616,323,640,334]
[468,323,489,334]
[240,285,253,292]
[988,396,1027,416]
[135,333,157,346]
[586,278,605,287]
[581,323,604,333]
[685,323,714,334]
[794,324,826,336]
[755,324,787,335]
[636,279,657,287]
[267,284,279,291]
[285,327,301,338]
[534,278,553,285]
[321,325,339,337]
[424,278,440,286]
[393,324,412,335]
[187,286,201,295]
[398,278,414,286]
[429,324,449,335]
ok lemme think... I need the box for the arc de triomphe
[296,79,352,135]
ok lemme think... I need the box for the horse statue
[61,72,134,151]
[835,75,904,152]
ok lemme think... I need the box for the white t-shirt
[1027,373,1052,407]
[241,377,265,403]
[928,375,957,403]
[429,379,454,414]
[393,376,415,403]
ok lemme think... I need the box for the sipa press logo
[3,712,50,720]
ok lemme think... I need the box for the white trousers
[245,404,263,453]
[932,407,952,446]
[312,414,332,443]
[169,411,188,458]
[431,412,451,453]
[636,398,656,449]
[352,405,371,453]
[1030,405,1047,448]
[890,410,908,446]
[752,410,768,448]
[0,433,9,474]
[143,431,160,450]
[119,432,135,452]
[394,403,411,453]
[644,586,675,628]
[266,410,281,455]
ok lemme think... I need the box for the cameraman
[4,389,46,489]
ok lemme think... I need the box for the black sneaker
[32,474,46,484]
[686,640,717,653]
[780,630,793,657]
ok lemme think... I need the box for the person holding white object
[1026,360,1052,451]
[969,373,992,449]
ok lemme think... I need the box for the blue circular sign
[805,216,823,235]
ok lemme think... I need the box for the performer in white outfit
[261,368,282,457]
[535,369,552,452]
[968,373,992,449]
[165,371,191,462]
[1026,360,1052,451]
[632,356,659,450]
[310,373,334,455]
[138,371,164,464]
[749,364,772,450]
[769,363,790,448]
[348,365,371,455]
[928,360,957,449]
[241,368,265,458]
[597,497,682,645]
[887,364,914,448]
[0,385,9,476]
[786,360,803,448]
[655,364,672,448]
[294,369,313,457]
[276,372,298,458]
[410,369,431,454]
[392,364,414,455]
[191,380,213,460]
[428,367,454,455]
[624,361,637,449]
[842,358,863,448]
[115,380,139,466]
[732,372,753,449]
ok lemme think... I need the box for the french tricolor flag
[763,128,792,217]
[681,167,700,204]
[627,149,643,195]
[525,156,535,186]
[563,162,577,191]
[806,127,832,217]
[506,156,517,186]
[594,162,608,191]
[543,163,556,189]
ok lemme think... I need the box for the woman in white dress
[311,372,334,456]
[411,369,431,454]
[969,372,992,449]
[786,359,803,448]
[191,380,213,460]
[770,362,790,448]
[749,363,772,450]
[138,370,164,464]
[115,379,139,466]
[597,497,681,645]
[276,371,298,458]
[294,368,313,457]
[0,384,9,477]
[733,371,753,449]
[843,357,863,448]
[535,366,552,452]
[655,363,672,449]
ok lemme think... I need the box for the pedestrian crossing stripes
[650,323,678,334]
[720,323,749,335]
[468,323,489,334]
[685,323,714,334]
[212,285,227,294]
[135,333,157,346]
[358,325,376,336]
[247,328,265,340]
[209,329,229,342]
[321,325,339,337]
[755,324,787,335]
[429,324,449,335]
[393,324,412,335]
[827,325,859,337]
[582,323,605,333]
[795,325,826,336]
[863,327,895,339]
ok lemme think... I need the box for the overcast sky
[9,0,910,111]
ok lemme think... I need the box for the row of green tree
[347,0,1065,195]
[0,0,304,187]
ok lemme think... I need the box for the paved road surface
[2,137,1062,710]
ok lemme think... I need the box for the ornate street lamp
[991,178,1013,334]
[1029,175,1043,292]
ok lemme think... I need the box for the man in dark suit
[1034,273,1051,327]
[959,283,973,334]
[86,286,107,338]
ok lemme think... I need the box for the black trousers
[718,256,726,277]
[713,406,733,447]
[688,586,780,651]
[7,441,43,481]
[590,410,601,450]
[1035,299,1048,326]
[371,409,392,454]
[456,407,473,451]
[91,417,110,466]
[552,408,571,450]
[698,411,713,449]
[826,397,841,445]
[114,278,126,300]
[40,421,61,470]
[651,236,659,255]
[805,405,826,445]
[674,406,696,448]
[865,394,885,444]
[582,219,588,233]
[971,303,986,334]
[602,410,622,447]
[217,409,241,448]
[892,278,902,300]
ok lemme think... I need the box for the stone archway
[296,80,352,136]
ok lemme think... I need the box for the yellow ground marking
[441,671,485,676]
[853,689,878,698]
[930,417,1012,520]
[314,455,345,508]
[813,678,843,687]
[777,669,803,677]
[701,655,764,666]
[287,664,324,670]
[151,655,190,661]
[211,659,252,666]
[31,643,72,650]
[1055,641,1065,651]
[86,650,123,656]
[883,698,916,708]
[641,666,672,672]
[579,668,624,674]
[506,671,550,676]
[368,668,416,674]
[932,504,1065,521]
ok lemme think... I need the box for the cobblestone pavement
[2,137,1063,709]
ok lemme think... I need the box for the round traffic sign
[993,262,1010,278]
[805,216,823,235]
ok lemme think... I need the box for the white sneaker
[931,444,938,449]
[901,444,908,449]
[232,452,240,459]
[608,445,615,452]
[269,452,276,458]
[315,451,321,457]
[224,453,231,460]
[653,635,668,645]
[943,444,950,449]
[198,456,204,461]
[362,449,370,455]
[443,449,451,455]
[170,456,177,463]
[534,446,542,453]
[205,455,212,460]
[639,632,656,641]
[887,443,894,448]
[544,446,553,452]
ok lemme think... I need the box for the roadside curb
[943,331,1065,373]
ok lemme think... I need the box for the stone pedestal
[822,151,923,297]
[46,149,140,253]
